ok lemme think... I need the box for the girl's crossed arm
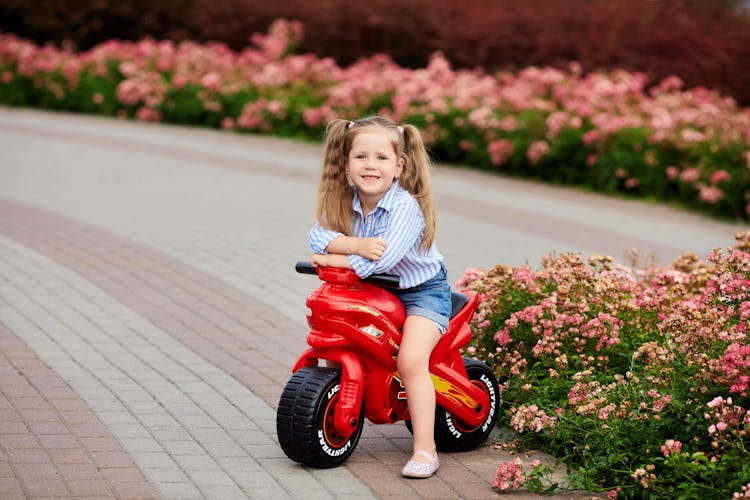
[327,236,386,261]
[307,224,386,266]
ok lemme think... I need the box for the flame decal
[346,305,382,317]
[430,374,478,409]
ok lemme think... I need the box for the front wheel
[434,357,500,451]
[276,367,363,467]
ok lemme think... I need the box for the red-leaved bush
[2,0,750,104]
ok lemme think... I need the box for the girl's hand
[311,253,354,269]
[357,238,386,261]
[310,253,328,267]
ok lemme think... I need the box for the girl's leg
[397,315,441,462]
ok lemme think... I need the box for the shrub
[456,233,750,498]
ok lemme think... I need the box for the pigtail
[317,119,354,235]
[399,124,437,250]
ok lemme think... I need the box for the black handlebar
[295,261,318,275]
[295,261,401,288]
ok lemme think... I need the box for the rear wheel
[406,358,500,451]
[431,358,501,451]
[276,367,363,467]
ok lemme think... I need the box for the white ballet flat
[401,450,439,478]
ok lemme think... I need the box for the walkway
[0,107,743,499]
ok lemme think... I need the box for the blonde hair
[316,116,437,250]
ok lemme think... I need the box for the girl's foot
[401,450,439,478]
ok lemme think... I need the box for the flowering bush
[458,233,750,498]
[1,20,749,219]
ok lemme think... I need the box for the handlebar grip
[294,261,400,288]
[295,261,317,275]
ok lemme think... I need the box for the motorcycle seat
[450,291,469,318]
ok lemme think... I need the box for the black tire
[276,367,364,467]
[433,358,501,452]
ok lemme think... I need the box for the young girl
[307,116,451,478]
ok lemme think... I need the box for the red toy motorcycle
[276,262,500,468]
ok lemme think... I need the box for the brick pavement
[0,322,158,499]
[0,107,744,499]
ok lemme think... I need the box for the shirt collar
[352,180,401,216]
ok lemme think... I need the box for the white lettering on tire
[317,429,352,457]
[480,374,497,432]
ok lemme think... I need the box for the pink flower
[660,439,682,457]
[493,458,526,492]
[598,403,617,420]
[1,71,12,84]
[721,343,750,395]
[680,167,700,183]
[201,72,221,91]
[510,404,557,433]
[707,396,724,409]
[118,61,137,77]
[499,115,517,131]
[221,117,235,130]
[582,129,600,145]
[586,153,597,167]
[155,56,172,72]
[135,107,161,122]
[607,487,622,499]
[545,111,569,137]
[710,169,731,185]
[302,105,334,127]
[494,328,512,346]
[625,178,639,189]
[172,74,187,89]
[699,185,724,204]
[487,139,514,167]
[665,166,679,180]
[526,140,550,164]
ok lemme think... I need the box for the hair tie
[347,121,355,129]
[397,125,404,134]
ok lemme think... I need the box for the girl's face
[346,128,403,210]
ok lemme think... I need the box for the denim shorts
[391,264,451,334]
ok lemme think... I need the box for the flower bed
[1,20,749,219]
[456,233,750,498]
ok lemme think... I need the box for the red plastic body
[291,266,486,437]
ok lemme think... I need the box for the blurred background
[3,0,750,105]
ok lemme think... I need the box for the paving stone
[140,466,190,484]
[149,481,201,499]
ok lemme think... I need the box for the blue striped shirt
[307,181,443,289]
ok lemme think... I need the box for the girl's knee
[397,350,429,378]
